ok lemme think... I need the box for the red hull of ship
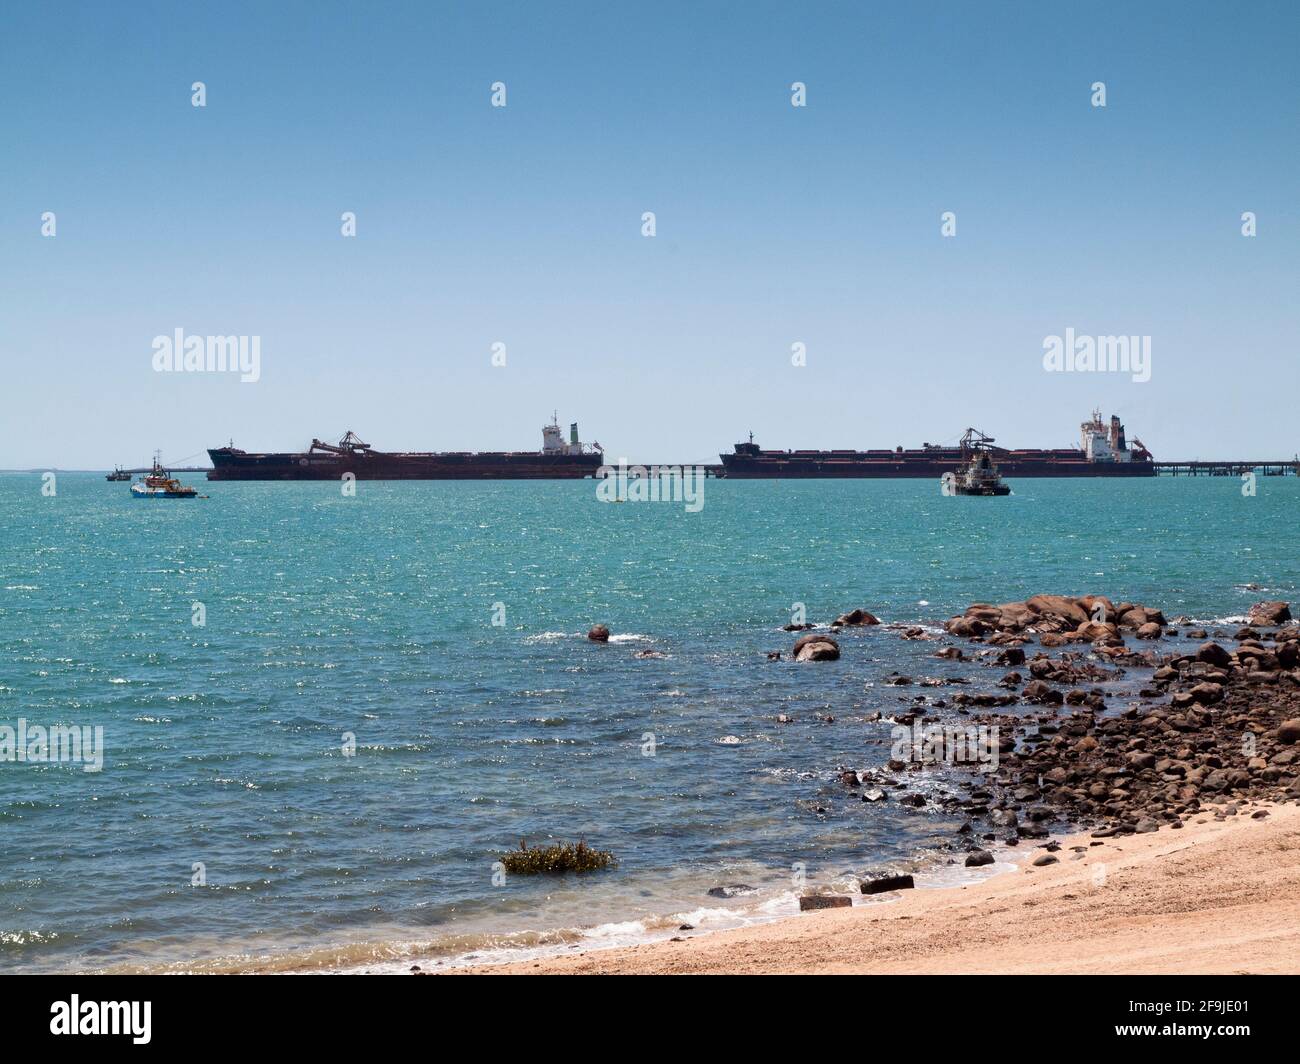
[720,449,1155,478]
[206,448,603,480]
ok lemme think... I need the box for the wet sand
[463,800,1300,974]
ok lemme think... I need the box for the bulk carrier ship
[719,411,1153,478]
[207,417,602,480]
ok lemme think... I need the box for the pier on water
[1152,460,1299,477]
[123,466,211,474]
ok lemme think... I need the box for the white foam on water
[522,631,569,643]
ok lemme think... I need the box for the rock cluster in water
[925,596,1300,838]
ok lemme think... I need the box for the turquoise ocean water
[0,472,1295,972]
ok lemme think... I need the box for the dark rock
[793,633,840,662]
[861,874,915,895]
[1023,680,1064,705]
[1195,641,1232,667]
[798,895,852,911]
[707,884,756,898]
[1247,601,1291,626]
[587,624,610,642]
[964,850,995,867]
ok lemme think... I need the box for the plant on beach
[498,839,616,875]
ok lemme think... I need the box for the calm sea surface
[0,473,1294,972]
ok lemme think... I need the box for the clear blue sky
[2,1,1296,467]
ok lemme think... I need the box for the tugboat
[130,455,201,499]
[106,466,131,482]
[948,429,1011,496]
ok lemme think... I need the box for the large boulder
[1277,720,1300,745]
[793,633,840,662]
[945,616,989,638]
[1026,595,1090,626]
[1075,619,1119,642]
[1078,595,1117,621]
[1117,605,1167,628]
[1248,601,1292,626]
[832,608,880,627]
[995,601,1040,631]
[587,624,610,643]
[1195,641,1232,668]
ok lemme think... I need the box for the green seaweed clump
[498,839,616,875]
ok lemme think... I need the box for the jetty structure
[1151,460,1299,477]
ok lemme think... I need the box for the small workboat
[949,428,1011,496]
[106,466,131,482]
[131,457,200,499]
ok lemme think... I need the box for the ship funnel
[570,422,579,446]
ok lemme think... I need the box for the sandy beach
[466,799,1300,975]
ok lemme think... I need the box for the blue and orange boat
[131,456,200,499]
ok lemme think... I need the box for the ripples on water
[0,474,1294,971]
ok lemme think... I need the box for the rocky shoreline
[821,594,1300,873]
